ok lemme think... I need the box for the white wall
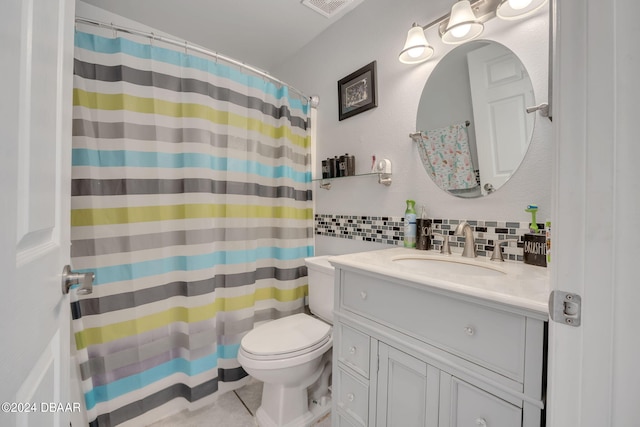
[274,0,551,254]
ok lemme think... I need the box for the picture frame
[337,60,378,121]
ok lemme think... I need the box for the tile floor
[148,379,331,427]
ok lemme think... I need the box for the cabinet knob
[464,326,475,336]
[349,346,357,355]
[360,291,367,300]
[475,418,487,426]
[347,393,355,402]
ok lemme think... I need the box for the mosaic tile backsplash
[314,214,547,262]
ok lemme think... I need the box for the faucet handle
[490,240,515,262]
[440,232,451,255]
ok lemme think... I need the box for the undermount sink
[391,255,506,277]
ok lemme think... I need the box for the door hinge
[549,290,582,327]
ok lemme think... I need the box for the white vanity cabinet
[330,254,548,427]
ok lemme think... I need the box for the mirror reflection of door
[415,41,536,198]
[467,44,535,196]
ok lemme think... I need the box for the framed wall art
[338,60,378,121]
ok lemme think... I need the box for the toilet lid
[241,313,331,357]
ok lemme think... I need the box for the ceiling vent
[301,0,364,19]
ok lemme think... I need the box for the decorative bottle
[338,154,347,177]
[416,205,432,250]
[328,157,337,178]
[321,159,330,179]
[404,200,417,248]
[346,153,355,176]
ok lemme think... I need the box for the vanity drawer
[335,368,369,427]
[449,377,522,427]
[340,271,526,381]
[337,324,370,378]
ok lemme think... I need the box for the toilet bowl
[238,314,332,427]
[237,255,335,427]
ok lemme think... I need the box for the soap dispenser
[404,200,417,248]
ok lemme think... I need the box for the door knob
[526,103,549,117]
[61,265,94,295]
[483,183,495,193]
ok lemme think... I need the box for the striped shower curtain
[70,30,312,426]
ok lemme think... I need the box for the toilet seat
[240,313,331,361]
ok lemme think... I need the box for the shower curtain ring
[184,41,188,53]
[111,22,117,38]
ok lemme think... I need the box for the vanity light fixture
[496,0,548,20]
[441,0,484,44]
[398,23,435,64]
[398,0,547,64]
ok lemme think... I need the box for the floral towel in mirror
[417,122,478,191]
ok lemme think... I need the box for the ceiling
[80,0,364,72]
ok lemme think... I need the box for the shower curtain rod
[75,17,309,105]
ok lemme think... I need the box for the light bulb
[508,0,533,10]
[451,24,471,38]
[407,46,425,58]
[399,24,434,64]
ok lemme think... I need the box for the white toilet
[237,255,335,427]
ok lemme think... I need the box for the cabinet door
[376,343,439,427]
[440,374,522,427]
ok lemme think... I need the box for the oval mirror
[416,40,535,198]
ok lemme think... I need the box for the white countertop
[328,247,550,317]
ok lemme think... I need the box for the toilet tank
[304,256,335,324]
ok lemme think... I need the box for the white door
[0,0,76,426]
[467,43,535,195]
[548,1,640,426]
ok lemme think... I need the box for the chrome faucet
[454,221,477,258]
